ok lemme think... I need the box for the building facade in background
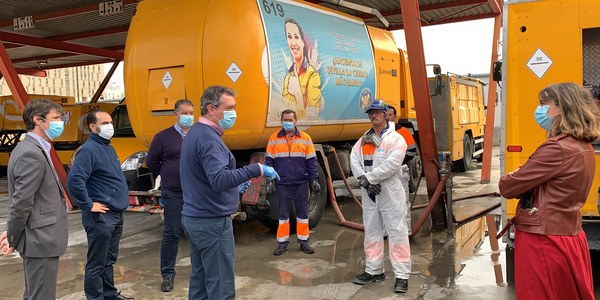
[0,64,107,102]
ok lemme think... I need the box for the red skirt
[515,229,594,300]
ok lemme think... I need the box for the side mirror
[493,61,502,82]
[432,64,442,75]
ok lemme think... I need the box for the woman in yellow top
[282,18,322,120]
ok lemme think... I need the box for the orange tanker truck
[122,0,483,227]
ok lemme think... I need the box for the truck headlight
[121,151,148,171]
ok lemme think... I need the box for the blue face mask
[534,105,554,131]
[43,120,64,140]
[178,115,194,128]
[218,109,237,130]
[282,121,295,131]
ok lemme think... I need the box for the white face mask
[96,124,115,140]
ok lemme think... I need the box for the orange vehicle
[123,0,476,227]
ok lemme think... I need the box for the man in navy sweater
[67,110,133,300]
[180,86,279,300]
[146,99,194,292]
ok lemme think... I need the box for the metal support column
[399,0,445,230]
[91,60,120,103]
[480,14,502,183]
[0,37,29,109]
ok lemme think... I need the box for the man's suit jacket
[6,134,68,257]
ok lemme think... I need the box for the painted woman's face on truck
[285,22,305,64]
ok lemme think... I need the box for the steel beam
[360,0,488,19]
[374,13,497,31]
[5,25,129,51]
[91,60,120,103]
[14,68,47,77]
[487,0,502,14]
[0,0,140,28]
[399,0,445,230]
[0,37,28,109]
[11,45,124,64]
[41,59,114,70]
[0,31,123,59]
[481,14,502,183]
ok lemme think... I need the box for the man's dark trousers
[160,188,184,280]
[82,209,123,300]
[182,215,235,300]
[277,182,309,246]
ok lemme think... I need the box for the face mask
[42,120,64,140]
[216,109,237,130]
[178,115,194,128]
[96,124,115,140]
[282,121,295,131]
[534,105,554,131]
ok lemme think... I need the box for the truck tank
[124,0,410,150]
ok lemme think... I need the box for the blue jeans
[81,210,123,300]
[182,215,235,300]
[160,188,184,280]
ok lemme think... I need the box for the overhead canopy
[0,0,138,71]
[0,0,500,71]
[306,0,501,30]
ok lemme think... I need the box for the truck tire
[408,146,423,193]
[456,134,473,172]
[257,163,328,230]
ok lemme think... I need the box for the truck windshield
[111,105,135,137]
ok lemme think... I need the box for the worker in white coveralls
[350,99,411,294]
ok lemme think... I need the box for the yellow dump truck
[0,94,118,167]
[123,0,485,226]
[501,0,600,283]
[428,74,486,172]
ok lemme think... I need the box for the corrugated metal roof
[0,0,501,71]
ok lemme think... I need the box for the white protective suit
[350,122,411,279]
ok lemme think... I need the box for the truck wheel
[258,213,278,230]
[306,163,328,228]
[257,163,328,230]
[408,146,423,193]
[456,134,473,172]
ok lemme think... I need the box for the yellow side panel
[397,50,415,120]
[366,26,400,109]
[505,0,600,217]
[125,0,207,146]
[147,67,186,112]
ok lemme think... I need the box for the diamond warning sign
[162,71,172,89]
[527,49,553,79]
[226,62,242,83]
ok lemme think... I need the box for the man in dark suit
[0,99,69,300]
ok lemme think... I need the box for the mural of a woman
[282,18,322,119]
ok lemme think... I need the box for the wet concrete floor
[0,148,599,299]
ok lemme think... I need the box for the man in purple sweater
[146,99,194,292]
[180,86,279,299]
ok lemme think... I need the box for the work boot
[114,291,134,300]
[300,243,315,254]
[160,278,173,292]
[353,272,385,285]
[394,278,408,293]
[273,245,288,256]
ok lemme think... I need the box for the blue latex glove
[238,181,251,194]
[262,165,280,181]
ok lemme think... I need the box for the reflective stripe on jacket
[265,128,318,184]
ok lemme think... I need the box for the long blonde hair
[539,82,600,143]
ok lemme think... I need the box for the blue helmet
[364,99,388,113]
